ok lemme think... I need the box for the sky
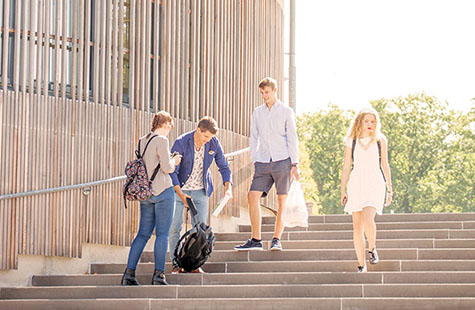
[283,0,475,115]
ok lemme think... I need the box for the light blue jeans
[168,189,209,264]
[126,186,175,272]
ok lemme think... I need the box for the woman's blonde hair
[346,107,382,142]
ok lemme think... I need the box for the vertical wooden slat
[144,0,152,112]
[83,0,91,103]
[92,0,99,104]
[160,0,168,113]
[43,0,51,97]
[77,0,85,104]
[71,0,78,103]
[53,0,61,98]
[28,0,37,95]
[111,0,118,106]
[35,0,44,97]
[128,0,136,109]
[99,0,107,105]
[152,0,160,112]
[20,0,28,93]
[13,0,22,92]
[105,0,112,105]
[1,0,10,90]
[117,0,124,107]
[169,0,176,116]
[136,0,143,111]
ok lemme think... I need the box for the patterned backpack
[122,135,161,208]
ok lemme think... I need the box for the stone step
[214,239,475,250]
[238,221,475,232]
[3,298,475,310]
[91,260,475,274]
[141,248,475,263]
[31,271,475,286]
[90,262,227,274]
[215,229,475,241]
[2,284,475,300]
[261,213,475,224]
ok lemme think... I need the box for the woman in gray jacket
[121,111,182,285]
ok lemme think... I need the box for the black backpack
[173,198,215,272]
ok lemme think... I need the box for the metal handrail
[0,147,250,200]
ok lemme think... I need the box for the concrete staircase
[2,213,475,309]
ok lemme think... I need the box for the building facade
[0,0,284,270]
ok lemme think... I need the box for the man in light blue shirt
[235,77,300,252]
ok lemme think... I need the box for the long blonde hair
[346,107,382,142]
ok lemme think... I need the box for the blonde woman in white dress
[340,107,392,272]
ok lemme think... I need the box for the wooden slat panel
[0,0,284,270]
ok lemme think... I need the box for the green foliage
[297,142,321,214]
[297,104,351,214]
[298,95,474,214]
[415,108,474,212]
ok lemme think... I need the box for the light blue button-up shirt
[250,100,299,164]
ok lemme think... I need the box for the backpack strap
[136,135,158,158]
[377,140,387,183]
[136,135,162,183]
[351,139,356,162]
[376,140,382,165]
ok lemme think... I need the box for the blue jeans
[168,189,209,264]
[126,186,175,272]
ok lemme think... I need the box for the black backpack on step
[173,198,215,272]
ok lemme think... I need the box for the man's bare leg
[273,194,288,239]
[248,190,263,240]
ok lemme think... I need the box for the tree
[297,104,351,214]
[372,93,459,213]
[416,107,474,212]
[297,141,321,214]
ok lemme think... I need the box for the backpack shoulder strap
[377,139,387,182]
[351,139,356,162]
[376,140,382,165]
[136,135,158,158]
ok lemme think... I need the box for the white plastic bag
[282,180,308,228]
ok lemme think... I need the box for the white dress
[344,136,386,215]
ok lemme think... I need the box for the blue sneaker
[234,239,263,251]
